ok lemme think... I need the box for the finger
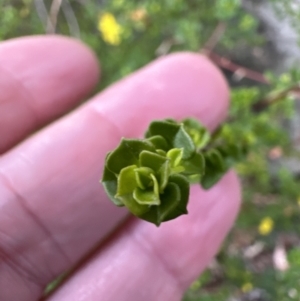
[0,35,99,153]
[0,52,229,301]
[88,51,228,135]
[47,172,240,301]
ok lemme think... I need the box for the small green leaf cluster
[214,0,241,20]
[101,118,247,226]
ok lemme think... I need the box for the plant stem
[251,83,300,113]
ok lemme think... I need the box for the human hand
[0,36,240,301]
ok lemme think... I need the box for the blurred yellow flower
[258,217,274,235]
[98,13,122,45]
[297,196,300,206]
[241,282,253,293]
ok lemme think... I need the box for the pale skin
[0,36,240,301]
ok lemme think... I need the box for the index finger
[0,36,99,153]
[0,52,229,301]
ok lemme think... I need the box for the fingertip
[152,51,229,103]
[0,35,100,152]
[0,35,100,83]
[0,35,100,80]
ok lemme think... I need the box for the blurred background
[2,0,300,300]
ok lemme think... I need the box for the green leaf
[115,165,138,197]
[101,164,123,206]
[134,167,153,189]
[101,117,249,226]
[139,150,168,172]
[173,125,195,159]
[164,118,177,124]
[183,118,211,149]
[145,120,180,142]
[157,160,171,192]
[167,148,183,167]
[201,150,227,189]
[138,151,172,193]
[211,142,248,179]
[219,143,247,165]
[156,149,167,156]
[106,139,155,174]
[137,174,189,226]
[146,120,195,159]
[166,148,185,174]
[157,182,182,225]
[182,118,203,129]
[182,152,205,176]
[133,188,160,205]
[160,174,190,222]
[147,135,169,151]
[121,194,151,216]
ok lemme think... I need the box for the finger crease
[87,105,123,138]
[129,228,184,293]
[0,230,43,288]
[0,65,41,124]
[0,171,71,284]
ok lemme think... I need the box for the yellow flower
[297,196,300,206]
[98,13,122,45]
[241,282,253,293]
[258,217,274,236]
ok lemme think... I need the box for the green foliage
[0,0,261,89]
[214,0,241,20]
[183,68,300,300]
[102,118,246,225]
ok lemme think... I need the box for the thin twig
[62,0,81,38]
[203,22,227,52]
[201,22,269,85]
[33,0,49,32]
[47,0,63,34]
[201,22,298,114]
[205,51,270,84]
[252,83,300,113]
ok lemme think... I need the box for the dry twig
[47,0,63,34]
[202,22,227,52]
[201,22,269,85]
[252,83,300,112]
